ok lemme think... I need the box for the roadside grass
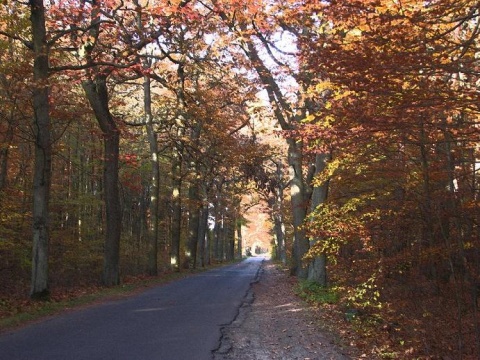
[292,277,401,359]
[0,259,242,332]
[294,280,340,305]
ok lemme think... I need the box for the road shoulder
[214,260,355,360]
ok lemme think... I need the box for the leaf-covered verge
[296,262,479,359]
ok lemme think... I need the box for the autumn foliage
[0,1,267,301]
[1,0,480,358]
[292,0,480,358]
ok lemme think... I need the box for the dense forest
[1,0,480,358]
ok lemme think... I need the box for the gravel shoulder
[214,259,357,360]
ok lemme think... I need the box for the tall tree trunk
[214,207,226,262]
[0,44,14,191]
[418,118,436,282]
[288,139,309,278]
[213,208,222,261]
[307,152,331,285]
[212,186,223,261]
[240,28,312,278]
[134,0,159,275]
[236,218,242,259]
[171,150,182,271]
[170,60,187,271]
[185,120,202,268]
[143,75,159,276]
[273,213,286,262]
[225,214,235,261]
[273,160,287,264]
[30,0,52,300]
[0,124,12,191]
[197,199,209,268]
[206,225,212,266]
[186,182,200,268]
[82,76,121,286]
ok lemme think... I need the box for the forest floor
[214,259,375,360]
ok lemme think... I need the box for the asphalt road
[0,257,265,360]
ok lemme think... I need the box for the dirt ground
[214,259,360,360]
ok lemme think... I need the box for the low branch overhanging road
[0,257,264,360]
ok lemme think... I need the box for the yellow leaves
[316,21,332,35]
[344,27,363,41]
[303,114,315,123]
[346,272,383,309]
[315,80,335,93]
[312,156,339,187]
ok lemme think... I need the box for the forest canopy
[0,0,479,358]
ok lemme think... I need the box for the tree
[29,0,52,299]
[207,0,316,278]
[133,0,160,276]
[82,74,122,286]
[48,0,197,282]
[297,0,480,356]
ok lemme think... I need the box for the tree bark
[184,119,203,268]
[307,152,330,285]
[0,124,12,191]
[82,76,121,286]
[143,75,159,276]
[226,214,235,261]
[273,213,286,262]
[134,0,160,275]
[197,200,209,267]
[0,147,7,191]
[236,217,242,259]
[171,150,182,271]
[186,182,200,268]
[30,0,52,300]
[239,28,312,278]
[288,139,309,278]
[270,160,287,264]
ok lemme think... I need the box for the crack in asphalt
[211,258,265,359]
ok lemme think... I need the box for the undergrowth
[295,280,340,304]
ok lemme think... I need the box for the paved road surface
[0,257,264,360]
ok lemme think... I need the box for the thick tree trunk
[288,139,309,279]
[143,75,159,276]
[273,212,286,264]
[82,76,121,286]
[273,160,287,264]
[30,0,51,300]
[307,153,330,286]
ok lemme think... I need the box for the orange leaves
[291,1,480,356]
